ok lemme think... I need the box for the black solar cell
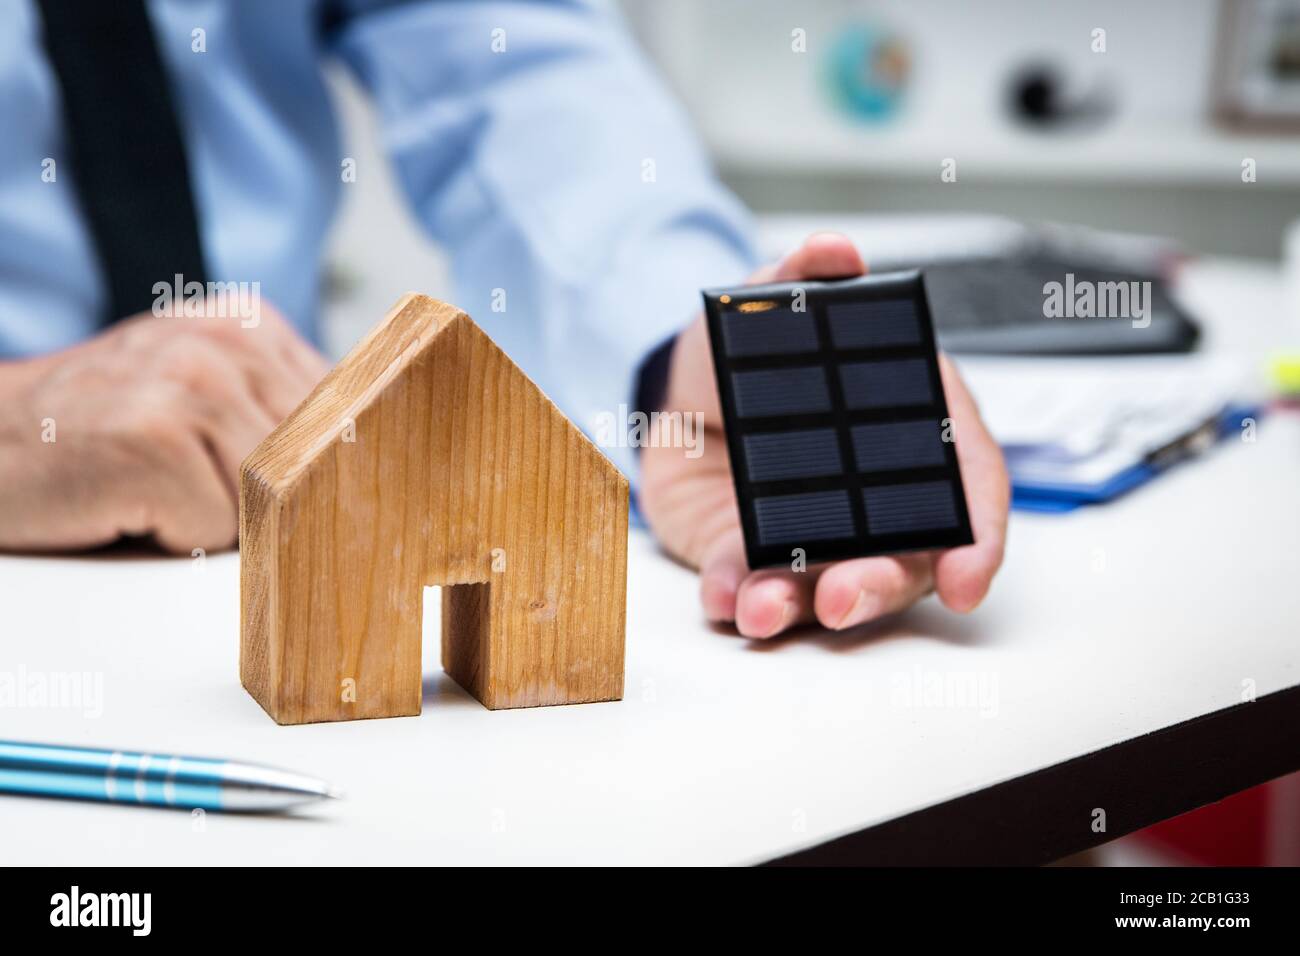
[863,480,960,534]
[839,358,933,409]
[851,420,947,472]
[731,366,831,418]
[828,298,922,348]
[754,490,856,545]
[743,428,843,482]
[702,270,974,569]
[722,307,819,356]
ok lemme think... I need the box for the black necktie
[37,0,209,324]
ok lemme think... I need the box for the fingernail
[759,600,797,639]
[833,589,878,630]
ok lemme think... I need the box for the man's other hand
[0,304,328,553]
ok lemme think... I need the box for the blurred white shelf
[709,120,1300,187]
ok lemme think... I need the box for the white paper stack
[957,355,1255,505]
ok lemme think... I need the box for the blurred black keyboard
[923,255,1200,355]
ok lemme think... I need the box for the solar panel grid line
[737,467,955,500]
[720,342,926,370]
[853,465,954,489]
[702,270,974,568]
[816,297,872,549]
[728,405,946,431]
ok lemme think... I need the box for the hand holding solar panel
[703,271,974,570]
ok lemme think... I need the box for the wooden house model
[239,294,628,724]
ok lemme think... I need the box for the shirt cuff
[633,333,678,425]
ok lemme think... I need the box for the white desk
[3,259,1298,865]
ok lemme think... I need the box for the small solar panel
[703,270,974,569]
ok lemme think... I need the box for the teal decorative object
[824,24,911,123]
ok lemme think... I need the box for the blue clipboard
[1009,405,1260,514]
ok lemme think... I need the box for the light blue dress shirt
[0,0,757,476]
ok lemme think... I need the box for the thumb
[750,232,867,285]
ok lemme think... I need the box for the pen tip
[324,785,345,801]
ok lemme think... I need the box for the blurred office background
[322,0,1300,354]
[622,0,1299,259]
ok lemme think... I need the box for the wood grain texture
[240,294,628,724]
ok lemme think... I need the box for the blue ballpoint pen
[0,740,342,812]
